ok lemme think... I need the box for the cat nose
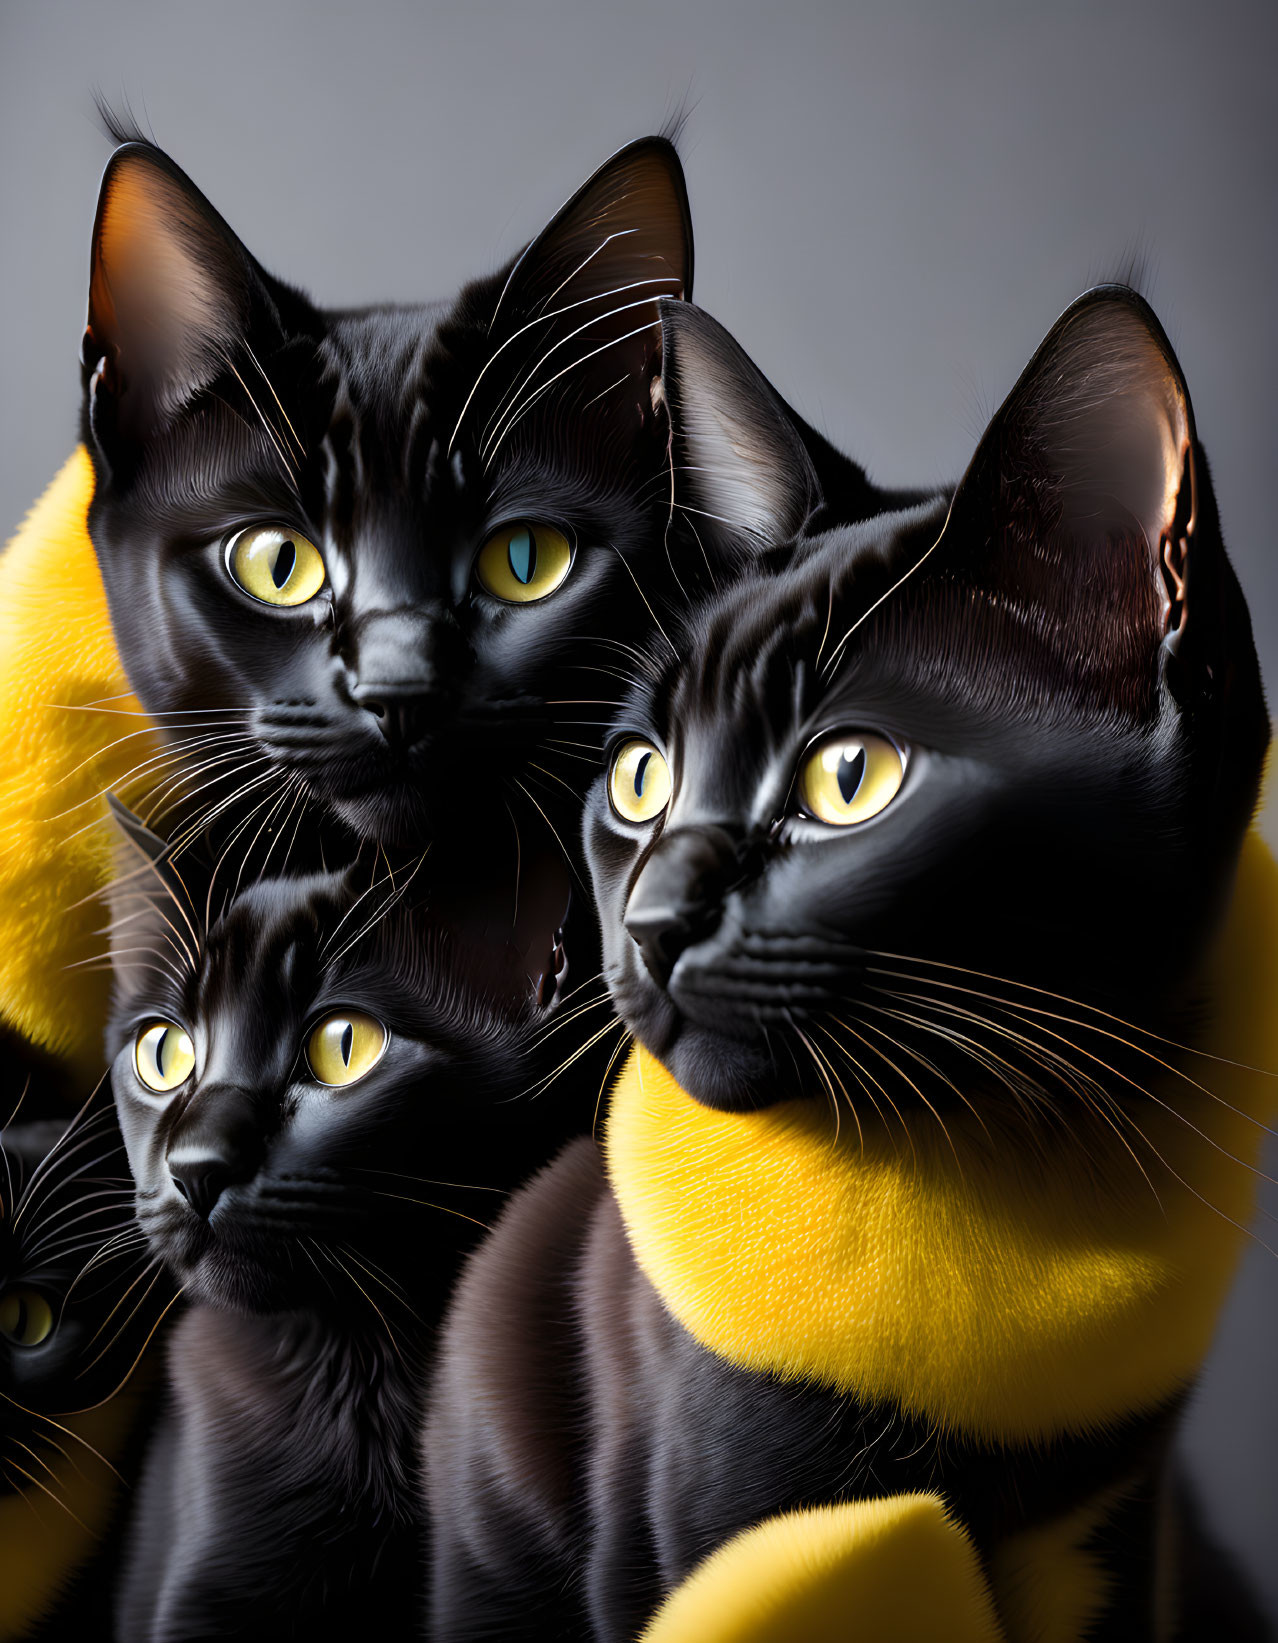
[353,685,435,749]
[168,1154,237,1220]
[167,1085,261,1222]
[343,606,470,749]
[624,825,741,987]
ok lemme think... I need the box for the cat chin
[329,782,434,848]
[146,1213,329,1314]
[640,1017,795,1114]
[620,972,811,1112]
[176,1243,330,1316]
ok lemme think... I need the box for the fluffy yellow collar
[0,450,156,1080]
[606,832,1278,1441]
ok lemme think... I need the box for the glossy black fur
[588,291,1268,1112]
[430,1142,1267,1643]
[77,127,910,934]
[1,1104,167,1491]
[104,808,570,1640]
[0,1103,174,1642]
[427,290,1270,1638]
[81,123,687,865]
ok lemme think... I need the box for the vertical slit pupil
[155,1031,168,1078]
[271,538,297,589]
[340,1023,354,1066]
[836,747,866,805]
[634,751,652,797]
[15,1295,29,1339]
[507,527,536,585]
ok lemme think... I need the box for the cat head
[586,291,1269,1112]
[1,1106,164,1486]
[81,127,698,851]
[104,800,568,1314]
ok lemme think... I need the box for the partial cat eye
[798,732,905,827]
[0,1288,55,1348]
[135,1022,196,1093]
[474,522,573,604]
[609,739,673,825]
[226,526,327,607]
[307,1012,388,1087]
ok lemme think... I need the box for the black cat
[1,1104,173,1638]
[81,119,699,879]
[591,294,1266,1112]
[104,801,571,1640]
[424,291,1271,1640]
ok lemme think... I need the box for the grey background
[3,0,1276,1622]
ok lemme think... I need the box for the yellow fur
[612,839,1278,1639]
[988,1489,1120,1643]
[0,1384,144,1640]
[640,1494,1005,1643]
[607,832,1278,1445]
[0,450,158,1084]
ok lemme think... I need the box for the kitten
[425,292,1273,1640]
[104,802,569,1640]
[81,120,693,873]
[1,1105,171,1636]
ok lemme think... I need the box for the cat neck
[605,831,1278,1444]
[171,1303,424,1517]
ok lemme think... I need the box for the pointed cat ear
[84,142,264,449]
[458,138,692,462]
[945,287,1196,670]
[657,300,821,548]
[105,795,207,1008]
[496,134,692,325]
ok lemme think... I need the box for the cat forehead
[316,303,460,412]
[199,874,349,990]
[658,501,947,742]
[193,870,439,1020]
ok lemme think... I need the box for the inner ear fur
[85,142,264,444]
[657,300,821,550]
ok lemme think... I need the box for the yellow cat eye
[609,739,673,825]
[798,732,905,827]
[306,1012,388,1087]
[0,1288,55,1348]
[226,525,327,607]
[135,1022,196,1093]
[474,522,573,604]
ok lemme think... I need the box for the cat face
[81,131,698,851]
[1,1110,162,1489]
[105,805,567,1313]
[587,294,1269,1112]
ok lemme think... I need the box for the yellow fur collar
[606,832,1278,1441]
[640,1494,1004,1643]
[0,450,156,1082]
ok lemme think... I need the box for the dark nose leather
[167,1085,261,1222]
[352,686,435,749]
[346,606,470,749]
[624,825,742,987]
[169,1155,235,1220]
